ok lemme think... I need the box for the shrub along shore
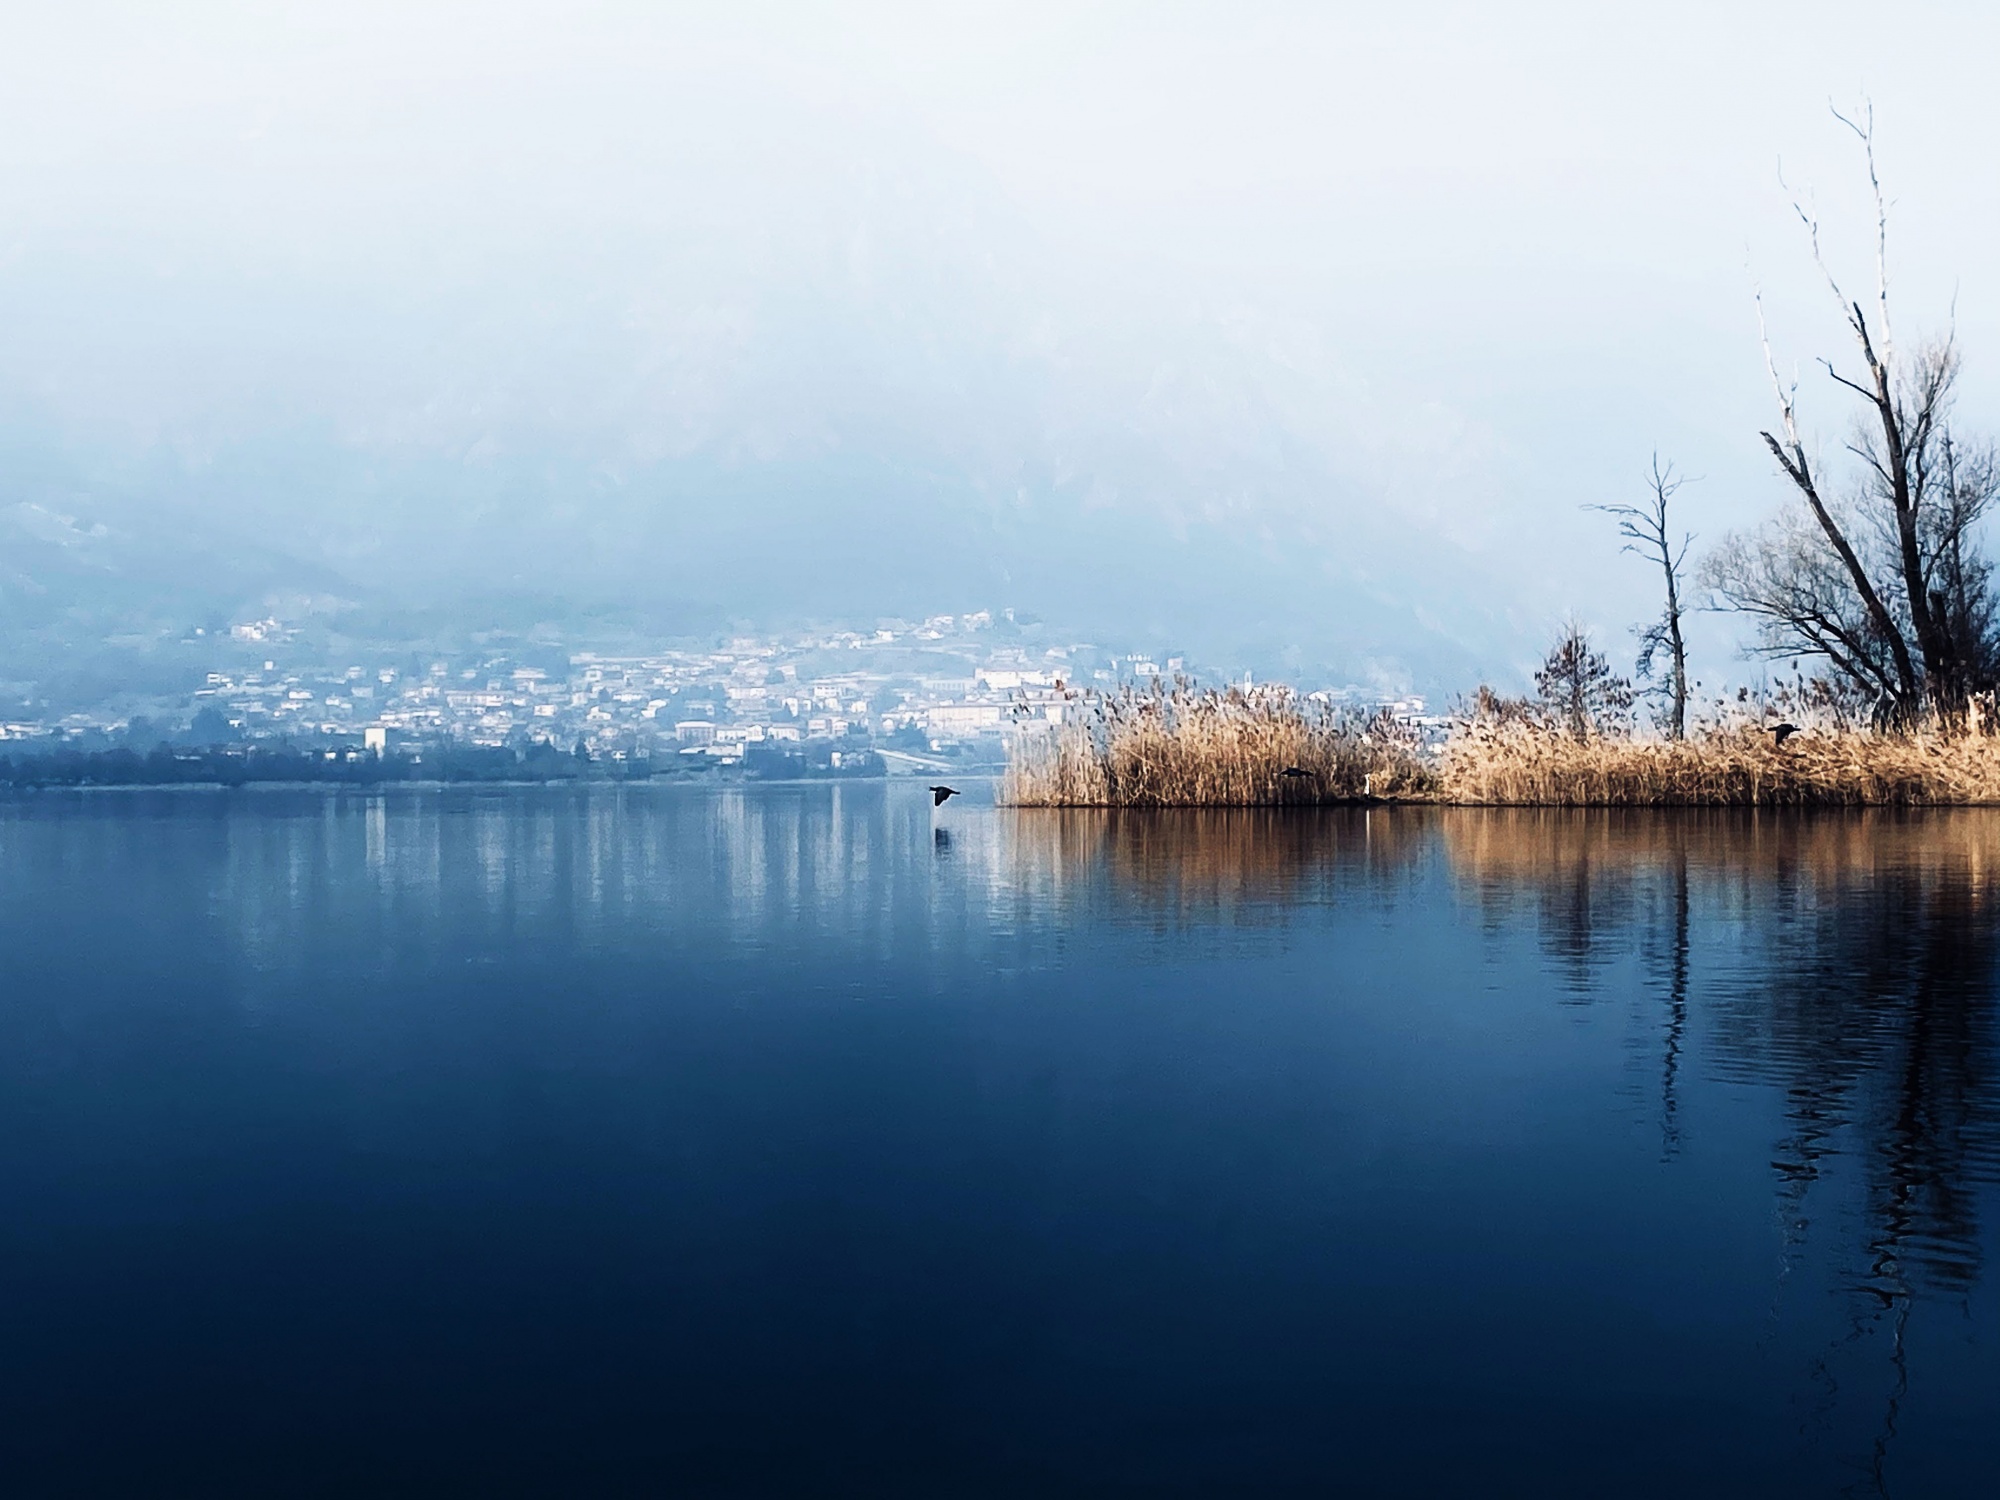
[999,682,2000,808]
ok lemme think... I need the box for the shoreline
[0,772,1004,796]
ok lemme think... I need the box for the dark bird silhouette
[928,785,959,807]
[1768,722,1801,746]
[1280,766,1316,779]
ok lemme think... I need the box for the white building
[927,703,1005,736]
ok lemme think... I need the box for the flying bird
[928,785,959,807]
[1280,766,1316,779]
[1767,722,1801,746]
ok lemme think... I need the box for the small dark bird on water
[928,785,959,807]
[1768,722,1801,746]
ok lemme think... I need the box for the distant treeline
[0,740,887,788]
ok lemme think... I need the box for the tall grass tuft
[1000,679,1436,806]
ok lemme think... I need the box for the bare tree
[1706,103,2000,723]
[1592,455,1693,739]
[1534,620,1633,741]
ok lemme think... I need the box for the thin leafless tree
[1704,103,2000,724]
[1592,455,1693,739]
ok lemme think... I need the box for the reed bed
[1002,682,2000,807]
[1441,722,2000,806]
[1000,680,1436,806]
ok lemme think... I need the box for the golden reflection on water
[1004,802,2000,898]
[1440,804,2000,894]
[995,806,1430,921]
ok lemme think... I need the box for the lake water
[1,783,1995,1496]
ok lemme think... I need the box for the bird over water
[928,785,959,807]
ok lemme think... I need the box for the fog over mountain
[7,2,2000,694]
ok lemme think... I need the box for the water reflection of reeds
[997,806,1431,924]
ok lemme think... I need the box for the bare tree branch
[1830,98,1892,365]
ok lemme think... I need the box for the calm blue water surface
[1,783,1996,1496]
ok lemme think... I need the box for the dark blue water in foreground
[1,784,1996,1496]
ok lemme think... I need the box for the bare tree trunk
[1759,400,1919,712]
[1665,555,1688,740]
[1848,313,1960,712]
[1593,455,1693,739]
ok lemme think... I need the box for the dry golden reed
[1000,680,1435,807]
[1002,684,2000,807]
[1440,721,2000,806]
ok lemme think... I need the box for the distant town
[0,608,1428,780]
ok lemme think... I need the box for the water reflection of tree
[1708,818,2000,1494]
[1700,817,2000,1300]
[1446,813,2000,1263]
[1443,813,1697,1153]
[1656,846,1690,1157]
[1448,810,2000,1492]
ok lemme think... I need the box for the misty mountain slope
[0,414,374,708]
[0,54,1533,690]
[0,496,351,638]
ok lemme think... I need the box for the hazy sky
[7,1,2000,687]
